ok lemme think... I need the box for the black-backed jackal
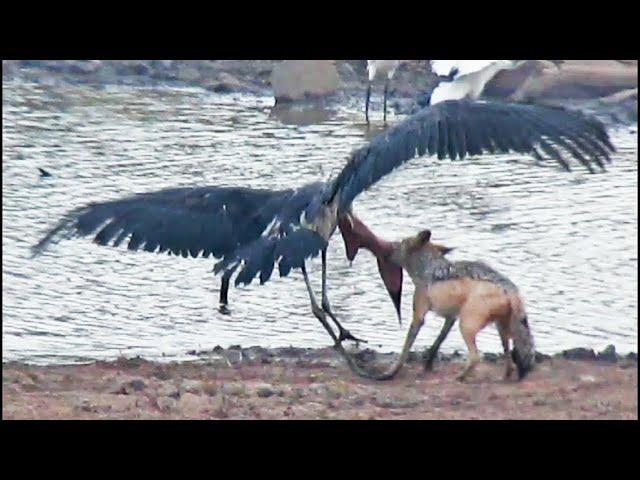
[339,217,535,382]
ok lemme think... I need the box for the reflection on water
[2,79,638,364]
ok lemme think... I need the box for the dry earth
[3,347,636,420]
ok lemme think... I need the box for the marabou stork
[33,98,615,377]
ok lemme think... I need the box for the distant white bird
[365,60,402,124]
[429,60,525,105]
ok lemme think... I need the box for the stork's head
[338,213,402,321]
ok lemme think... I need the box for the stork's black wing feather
[328,100,615,211]
[32,186,292,259]
[34,182,331,288]
[213,182,329,287]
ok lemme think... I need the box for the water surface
[2,79,638,364]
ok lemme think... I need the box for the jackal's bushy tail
[509,294,535,380]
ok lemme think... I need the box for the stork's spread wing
[32,186,292,259]
[328,100,614,211]
[33,182,331,287]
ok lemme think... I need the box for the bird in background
[428,60,526,105]
[365,60,402,125]
[364,60,525,123]
[33,95,615,377]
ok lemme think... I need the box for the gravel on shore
[3,345,637,420]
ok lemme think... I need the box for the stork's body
[365,60,402,124]
[34,98,614,378]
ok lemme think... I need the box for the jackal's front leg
[423,316,456,371]
[367,286,430,381]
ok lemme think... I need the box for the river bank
[3,60,637,125]
[3,346,637,419]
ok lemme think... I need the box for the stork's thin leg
[383,80,389,125]
[218,271,232,315]
[301,264,339,344]
[423,316,456,371]
[301,264,381,379]
[365,82,372,124]
[320,249,367,345]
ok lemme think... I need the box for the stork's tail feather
[214,229,327,287]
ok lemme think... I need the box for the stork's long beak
[377,256,402,324]
[338,215,360,263]
[338,214,402,322]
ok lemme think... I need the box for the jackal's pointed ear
[417,229,431,245]
[432,243,454,256]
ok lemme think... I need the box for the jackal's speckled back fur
[394,234,518,293]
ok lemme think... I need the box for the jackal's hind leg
[457,317,481,382]
[320,249,366,345]
[496,321,514,381]
[423,316,456,371]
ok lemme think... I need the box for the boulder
[271,60,339,102]
[599,87,637,105]
[596,344,618,363]
[204,72,253,93]
[560,347,597,361]
[114,60,151,77]
[484,60,560,98]
[507,60,637,101]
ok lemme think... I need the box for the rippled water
[3,79,638,364]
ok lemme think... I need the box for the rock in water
[597,345,618,363]
[561,348,597,361]
[271,60,339,103]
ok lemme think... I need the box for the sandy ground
[3,348,637,420]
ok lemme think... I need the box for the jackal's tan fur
[380,229,535,381]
